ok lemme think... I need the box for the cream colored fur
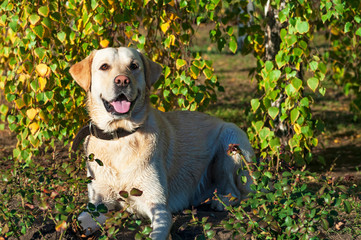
[70,47,255,240]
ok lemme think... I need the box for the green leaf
[290,108,300,123]
[179,0,187,8]
[251,99,260,112]
[291,78,302,91]
[269,70,281,82]
[286,34,297,46]
[300,97,309,107]
[321,218,329,230]
[29,14,40,25]
[229,36,237,53]
[0,104,9,115]
[142,226,153,235]
[296,20,309,34]
[38,6,49,17]
[279,9,287,23]
[34,48,46,60]
[356,28,361,37]
[319,87,326,96]
[177,98,184,107]
[176,59,187,69]
[57,31,66,42]
[293,47,303,57]
[355,15,361,23]
[252,121,264,133]
[95,159,103,166]
[265,61,274,72]
[309,61,318,71]
[32,25,45,39]
[259,127,271,140]
[344,200,351,213]
[344,22,352,33]
[119,191,129,198]
[275,52,286,68]
[50,12,61,22]
[285,84,296,96]
[307,77,319,92]
[285,216,292,226]
[44,91,54,101]
[203,68,213,79]
[88,203,96,211]
[97,203,108,213]
[130,188,143,196]
[264,171,272,178]
[268,107,279,120]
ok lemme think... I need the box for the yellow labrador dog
[70,47,255,239]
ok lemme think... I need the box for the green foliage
[319,0,361,118]
[217,160,350,239]
[0,0,244,162]
[247,0,326,165]
[0,154,88,238]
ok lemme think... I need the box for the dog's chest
[85,134,155,182]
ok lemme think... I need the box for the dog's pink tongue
[110,100,131,114]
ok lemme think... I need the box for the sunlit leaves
[26,108,38,121]
[28,14,40,25]
[38,6,49,17]
[307,77,319,92]
[35,64,50,77]
[268,107,279,120]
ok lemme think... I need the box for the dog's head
[69,47,162,131]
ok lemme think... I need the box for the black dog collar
[71,122,138,152]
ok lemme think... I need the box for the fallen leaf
[335,221,345,231]
[55,220,67,232]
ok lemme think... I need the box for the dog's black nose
[114,75,130,87]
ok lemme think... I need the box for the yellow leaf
[19,74,28,83]
[26,108,39,120]
[125,29,133,39]
[158,106,165,112]
[294,123,301,135]
[330,27,339,36]
[100,39,109,48]
[169,34,175,46]
[168,0,175,6]
[55,220,67,232]
[160,21,170,34]
[29,122,39,135]
[36,64,50,77]
[38,77,47,91]
[169,13,178,21]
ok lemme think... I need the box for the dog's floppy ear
[138,51,163,89]
[69,51,96,91]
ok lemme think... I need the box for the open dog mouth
[102,94,136,116]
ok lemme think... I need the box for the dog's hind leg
[210,123,255,211]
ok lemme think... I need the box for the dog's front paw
[78,211,106,236]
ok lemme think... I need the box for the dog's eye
[129,62,139,70]
[100,64,110,71]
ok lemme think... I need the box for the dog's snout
[114,75,130,87]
